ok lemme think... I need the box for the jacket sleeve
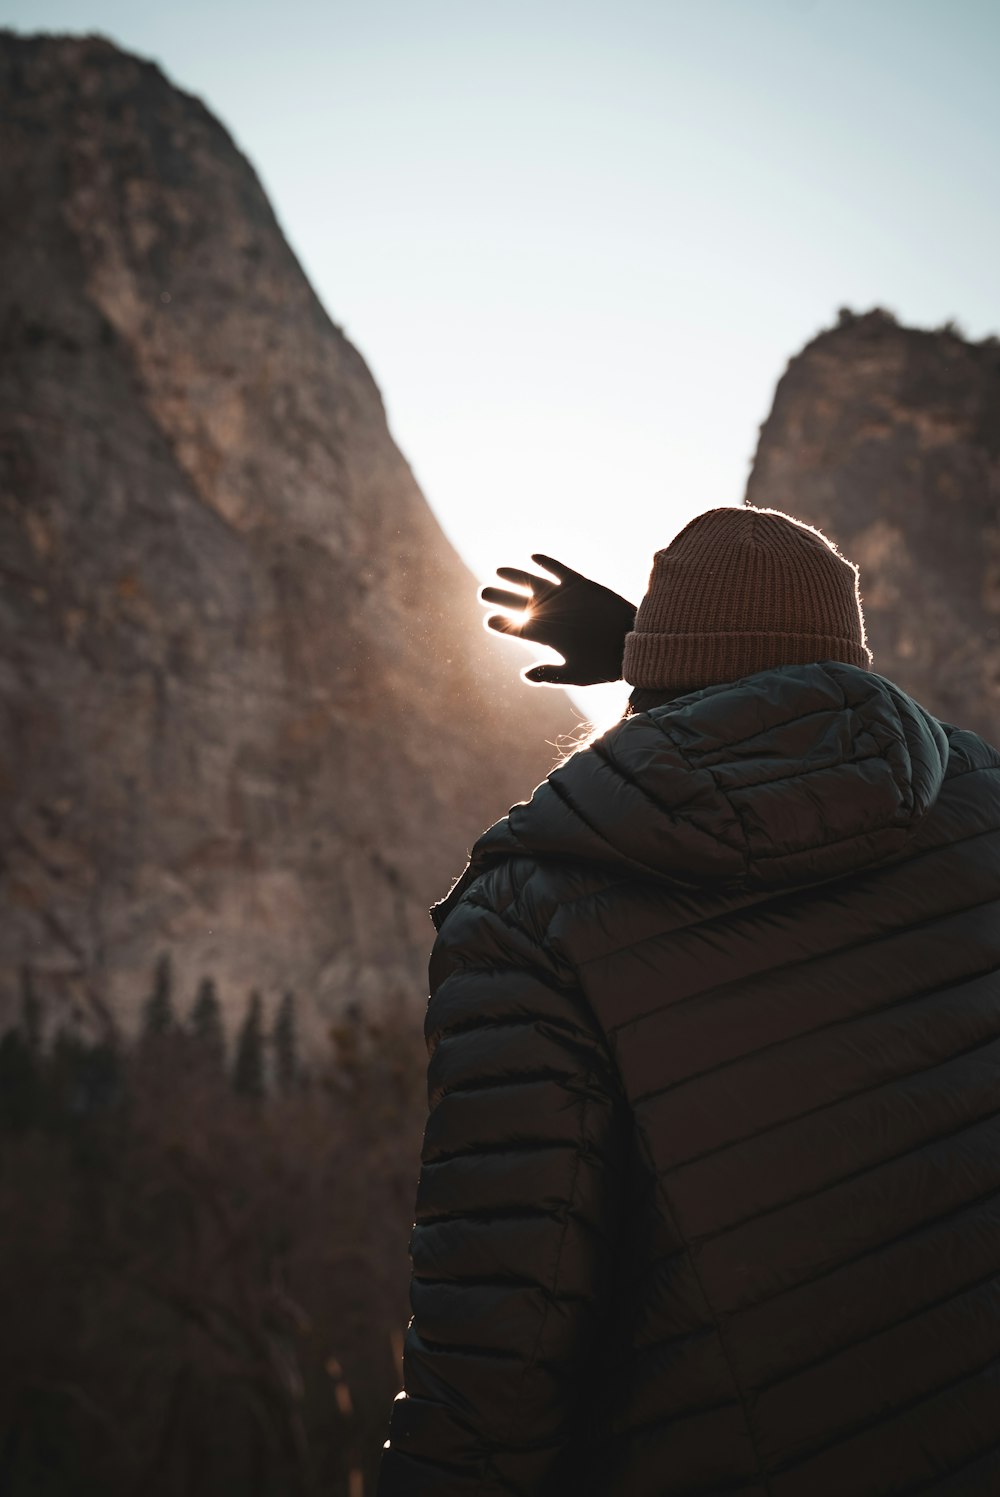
[376,863,627,1496]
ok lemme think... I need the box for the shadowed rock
[0,32,577,1040]
[746,308,1000,744]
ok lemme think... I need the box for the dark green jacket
[378,663,1000,1496]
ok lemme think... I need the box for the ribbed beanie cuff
[622,506,872,693]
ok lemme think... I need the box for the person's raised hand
[480,554,637,686]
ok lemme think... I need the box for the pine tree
[233,990,265,1099]
[189,976,226,1070]
[141,953,175,1040]
[19,965,42,1051]
[0,1026,38,1131]
[272,991,298,1094]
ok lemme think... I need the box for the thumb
[487,613,522,637]
[523,663,571,686]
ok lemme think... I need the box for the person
[376,505,1000,1496]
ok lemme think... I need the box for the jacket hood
[434,663,950,928]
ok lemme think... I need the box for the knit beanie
[622,505,872,694]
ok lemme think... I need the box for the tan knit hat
[622,505,872,693]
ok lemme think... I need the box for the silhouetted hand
[480,554,637,686]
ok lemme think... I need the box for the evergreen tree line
[142,953,301,1099]
[1,956,302,1129]
[0,958,425,1497]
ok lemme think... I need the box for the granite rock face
[746,309,1000,744]
[0,33,576,1039]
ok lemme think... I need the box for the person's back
[377,508,1000,1496]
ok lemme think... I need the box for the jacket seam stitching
[897,1429,1000,1494]
[601,876,1000,1034]
[609,1390,742,1443]
[636,953,1000,1121]
[545,770,688,882]
[768,1347,1000,1482]
[725,1179,1000,1321]
[753,1263,1000,1401]
[695,744,888,796]
[451,773,1000,965]
[692,1096,1000,1250]
[479,1093,591,1496]
[646,679,857,757]
[644,1153,776,1494]
[590,734,747,851]
[552,818,1000,977]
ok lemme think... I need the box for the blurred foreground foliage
[0,962,425,1497]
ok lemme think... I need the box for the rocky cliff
[746,309,1000,743]
[0,32,576,1040]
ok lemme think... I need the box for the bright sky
[6,0,1000,721]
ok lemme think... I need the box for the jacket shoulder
[427,854,627,1051]
[942,724,1000,777]
[925,726,1000,838]
[434,856,559,958]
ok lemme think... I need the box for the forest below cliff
[0,960,422,1497]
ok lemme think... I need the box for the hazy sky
[6,0,1000,719]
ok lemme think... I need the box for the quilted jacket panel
[378,663,1000,1497]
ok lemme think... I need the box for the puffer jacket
[377,662,1000,1497]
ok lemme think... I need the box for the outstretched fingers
[530,554,579,584]
[489,612,558,646]
[492,566,550,593]
[479,585,535,612]
[486,612,523,636]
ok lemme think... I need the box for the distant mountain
[0,32,577,1040]
[746,308,1000,744]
